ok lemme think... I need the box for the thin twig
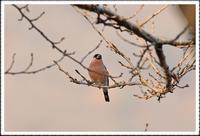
[124,5,144,20]
[139,5,168,27]
[54,61,141,89]
[31,11,45,22]
[5,54,65,75]
[116,31,147,48]
[23,53,33,71]
[74,5,193,47]
[5,53,16,73]
[80,40,102,63]
[76,9,135,69]
[11,4,195,101]
[75,69,91,84]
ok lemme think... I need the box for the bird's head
[93,54,102,60]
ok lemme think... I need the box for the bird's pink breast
[89,60,107,84]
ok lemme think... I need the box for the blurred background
[4,4,196,132]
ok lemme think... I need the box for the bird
[88,54,110,102]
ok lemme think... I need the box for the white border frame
[1,1,199,135]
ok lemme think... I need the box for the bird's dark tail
[103,88,110,102]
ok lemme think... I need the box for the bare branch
[75,69,92,84]
[5,53,16,73]
[162,24,191,44]
[54,61,79,83]
[5,54,65,75]
[176,84,189,88]
[73,5,159,43]
[136,46,150,68]
[75,9,135,70]
[74,5,193,47]
[31,11,45,22]
[80,40,102,63]
[12,4,74,56]
[54,61,141,89]
[54,37,66,44]
[11,4,195,102]
[12,5,124,84]
[116,31,147,48]
[12,4,120,80]
[73,5,195,101]
[19,4,29,12]
[154,44,172,93]
[139,5,168,27]
[124,5,144,20]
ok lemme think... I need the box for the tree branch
[10,4,195,102]
[5,53,65,75]
[74,5,193,46]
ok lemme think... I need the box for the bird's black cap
[94,54,102,60]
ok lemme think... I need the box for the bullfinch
[88,54,110,102]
